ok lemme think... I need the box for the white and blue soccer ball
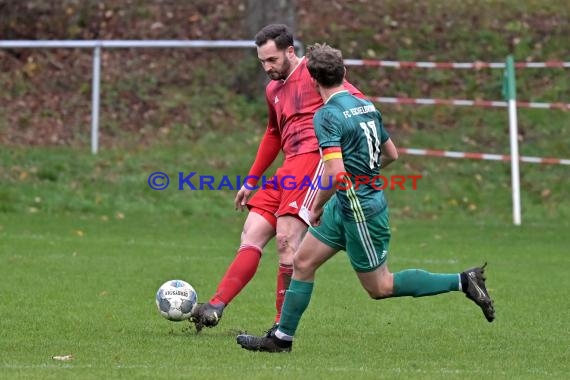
[155,280,198,321]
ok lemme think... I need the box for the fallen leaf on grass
[52,354,74,361]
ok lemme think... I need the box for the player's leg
[356,263,495,321]
[191,209,276,331]
[276,232,339,336]
[210,210,276,306]
[352,212,494,321]
[237,200,343,352]
[272,214,307,326]
[236,232,339,352]
[271,152,322,327]
[191,177,282,331]
[357,264,461,299]
[349,211,461,298]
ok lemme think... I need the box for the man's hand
[309,206,324,226]
[235,185,253,211]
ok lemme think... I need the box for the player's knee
[292,254,307,271]
[293,254,316,280]
[366,276,394,299]
[276,232,296,253]
[240,216,274,248]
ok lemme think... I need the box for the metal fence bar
[0,39,306,153]
[0,40,257,49]
[0,40,279,153]
[371,96,570,110]
[0,39,305,51]
[398,148,570,165]
[343,59,570,69]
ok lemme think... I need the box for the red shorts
[247,152,323,227]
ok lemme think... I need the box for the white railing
[0,39,305,154]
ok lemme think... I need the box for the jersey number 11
[359,120,381,169]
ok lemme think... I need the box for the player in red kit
[190,24,363,334]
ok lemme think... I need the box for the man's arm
[379,138,398,169]
[246,93,282,186]
[246,127,281,186]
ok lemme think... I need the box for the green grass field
[2,1,569,378]
[1,208,569,379]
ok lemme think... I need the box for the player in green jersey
[237,43,495,353]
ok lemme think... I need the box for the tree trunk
[233,0,297,99]
[246,0,297,37]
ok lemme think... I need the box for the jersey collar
[282,56,304,83]
[324,90,349,104]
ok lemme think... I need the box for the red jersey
[265,57,363,158]
[246,57,364,185]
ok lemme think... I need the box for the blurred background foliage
[0,0,567,147]
[0,0,568,223]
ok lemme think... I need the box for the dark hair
[306,43,345,88]
[254,24,294,50]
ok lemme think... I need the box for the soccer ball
[155,280,198,321]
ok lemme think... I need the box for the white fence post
[504,55,522,226]
[91,44,101,155]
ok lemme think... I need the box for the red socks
[274,263,293,323]
[210,245,262,306]
[208,245,293,324]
